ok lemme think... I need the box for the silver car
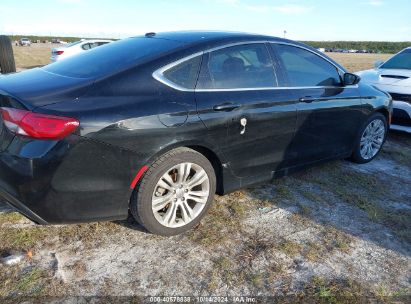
[356,47,411,133]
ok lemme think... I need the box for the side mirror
[374,60,384,68]
[343,73,360,86]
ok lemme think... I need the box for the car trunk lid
[0,68,93,151]
[0,68,94,110]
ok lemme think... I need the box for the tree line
[303,41,411,54]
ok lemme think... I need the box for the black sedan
[0,32,392,235]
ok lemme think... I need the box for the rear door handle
[213,103,241,112]
[299,96,316,103]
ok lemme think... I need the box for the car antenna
[145,32,156,37]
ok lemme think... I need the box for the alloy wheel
[151,162,210,228]
[360,118,385,160]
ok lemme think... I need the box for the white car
[356,47,411,133]
[19,38,31,46]
[50,39,112,62]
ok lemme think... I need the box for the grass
[12,44,53,70]
[0,220,124,253]
[302,276,378,303]
[208,256,243,290]
[302,228,352,263]
[189,191,255,246]
[0,212,25,225]
[296,160,411,235]
[300,276,411,304]
[278,240,303,256]
[299,189,328,205]
[0,266,53,298]
[327,53,392,72]
[380,135,411,169]
[0,227,50,252]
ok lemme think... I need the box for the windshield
[43,37,184,78]
[380,49,411,70]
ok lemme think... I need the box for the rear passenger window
[89,43,99,49]
[275,44,341,87]
[162,56,202,90]
[82,43,91,50]
[198,44,277,89]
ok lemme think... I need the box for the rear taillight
[0,107,79,140]
[56,50,64,55]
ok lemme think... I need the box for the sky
[0,0,410,41]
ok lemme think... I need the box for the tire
[350,112,387,164]
[130,147,216,236]
[0,36,16,74]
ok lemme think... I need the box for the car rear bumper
[0,134,141,224]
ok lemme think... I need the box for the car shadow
[244,129,410,257]
[114,213,148,233]
[0,201,15,213]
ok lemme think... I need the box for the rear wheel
[0,36,16,74]
[350,113,387,163]
[130,147,216,236]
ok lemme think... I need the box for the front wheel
[130,147,216,236]
[350,113,387,164]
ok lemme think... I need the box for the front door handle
[299,96,316,103]
[213,103,241,112]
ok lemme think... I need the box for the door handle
[213,103,241,112]
[299,96,316,103]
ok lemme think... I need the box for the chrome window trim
[152,40,355,92]
[152,51,204,92]
[195,85,358,92]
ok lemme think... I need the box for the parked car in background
[19,38,31,46]
[50,39,113,62]
[356,47,411,133]
[0,31,392,236]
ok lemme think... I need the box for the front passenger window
[275,44,341,87]
[198,44,277,89]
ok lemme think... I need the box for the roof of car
[136,31,288,44]
[129,31,347,72]
[82,39,113,42]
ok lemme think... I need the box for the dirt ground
[1,45,410,302]
[12,43,55,71]
[327,53,392,72]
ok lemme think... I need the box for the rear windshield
[43,37,184,78]
[381,49,411,70]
